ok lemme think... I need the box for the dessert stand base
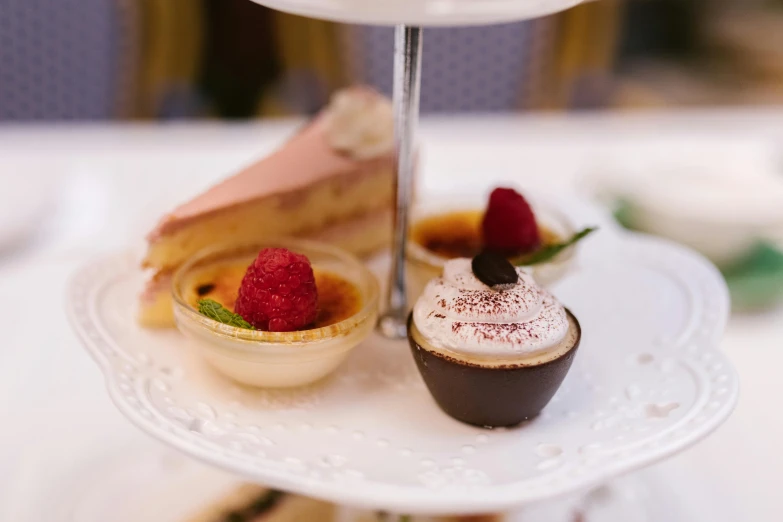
[67,222,738,515]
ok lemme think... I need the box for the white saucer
[66,229,737,514]
[251,0,586,26]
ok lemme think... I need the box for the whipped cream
[413,258,570,360]
[324,87,394,160]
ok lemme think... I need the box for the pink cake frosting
[147,87,394,242]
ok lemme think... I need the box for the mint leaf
[516,227,597,266]
[197,299,255,330]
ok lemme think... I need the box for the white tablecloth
[1,109,782,521]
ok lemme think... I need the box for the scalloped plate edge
[64,237,739,514]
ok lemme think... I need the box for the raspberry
[234,248,318,332]
[481,187,541,255]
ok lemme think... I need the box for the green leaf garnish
[516,227,597,266]
[197,299,255,330]
[612,199,636,230]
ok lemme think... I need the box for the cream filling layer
[413,258,570,362]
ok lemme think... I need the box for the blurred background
[2,1,783,521]
[4,0,783,307]
[4,0,783,120]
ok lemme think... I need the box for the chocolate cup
[407,310,581,428]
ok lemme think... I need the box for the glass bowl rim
[406,200,578,270]
[171,238,380,348]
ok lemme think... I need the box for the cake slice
[140,86,395,328]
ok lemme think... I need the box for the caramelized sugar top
[411,210,561,260]
[184,259,362,329]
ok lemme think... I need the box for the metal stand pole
[377,25,423,340]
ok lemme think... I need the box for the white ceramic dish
[171,239,379,388]
[584,154,783,266]
[9,440,692,522]
[250,0,587,26]
[67,229,737,514]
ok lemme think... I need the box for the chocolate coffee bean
[471,250,518,289]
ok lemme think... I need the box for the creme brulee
[410,209,562,260]
[182,260,362,330]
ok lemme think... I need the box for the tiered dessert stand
[67,1,739,519]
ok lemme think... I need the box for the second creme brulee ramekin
[406,198,578,307]
[171,239,379,388]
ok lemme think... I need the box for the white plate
[66,232,737,514]
[9,439,694,522]
[251,0,587,26]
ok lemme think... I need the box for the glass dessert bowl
[407,190,582,306]
[408,254,581,428]
[171,239,379,388]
